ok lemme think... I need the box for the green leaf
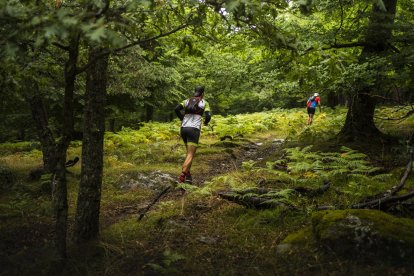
[375,0,386,11]
[44,25,59,38]
[87,26,106,42]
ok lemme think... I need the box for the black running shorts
[180,127,200,146]
[307,107,316,115]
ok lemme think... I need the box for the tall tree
[339,0,398,141]
[74,46,109,242]
[73,0,203,242]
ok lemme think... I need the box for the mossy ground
[0,107,413,275]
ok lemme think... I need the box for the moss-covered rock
[279,209,414,264]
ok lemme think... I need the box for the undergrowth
[0,107,413,275]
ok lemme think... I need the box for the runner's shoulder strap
[185,97,204,115]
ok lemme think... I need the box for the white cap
[314,93,319,97]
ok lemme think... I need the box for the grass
[0,106,413,275]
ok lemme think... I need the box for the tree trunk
[145,103,154,122]
[74,47,109,242]
[341,89,381,141]
[339,0,397,142]
[326,91,338,108]
[27,84,58,173]
[53,34,79,259]
[108,118,115,132]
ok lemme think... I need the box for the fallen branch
[351,191,414,210]
[218,182,331,209]
[389,149,413,196]
[350,150,413,209]
[218,191,297,210]
[137,185,172,221]
[293,181,331,197]
[224,181,331,197]
[351,149,413,210]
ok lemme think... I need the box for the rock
[196,235,218,245]
[272,139,285,144]
[0,166,16,191]
[119,170,175,191]
[279,209,414,264]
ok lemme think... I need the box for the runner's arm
[175,104,184,121]
[204,101,211,125]
[204,111,211,126]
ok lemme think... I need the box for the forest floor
[1,107,414,275]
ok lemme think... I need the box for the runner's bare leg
[182,145,197,173]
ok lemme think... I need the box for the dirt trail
[195,137,286,186]
[103,135,286,225]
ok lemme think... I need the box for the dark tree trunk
[108,118,115,132]
[339,0,397,142]
[27,85,58,173]
[74,47,109,242]
[53,34,79,259]
[326,91,338,108]
[341,89,381,140]
[145,103,154,122]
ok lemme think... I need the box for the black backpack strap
[185,97,203,115]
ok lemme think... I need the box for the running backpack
[185,97,204,115]
[308,96,318,108]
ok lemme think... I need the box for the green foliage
[146,250,186,274]
[284,146,380,176]
[241,160,257,171]
[0,142,40,155]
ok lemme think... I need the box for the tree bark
[74,47,109,242]
[53,34,79,259]
[145,103,154,122]
[108,118,115,132]
[339,0,397,142]
[144,92,155,122]
[326,91,338,108]
[27,84,58,173]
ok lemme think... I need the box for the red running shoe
[179,172,187,183]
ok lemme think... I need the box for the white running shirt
[181,99,211,130]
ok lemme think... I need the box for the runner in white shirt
[174,86,211,184]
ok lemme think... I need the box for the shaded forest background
[1,0,414,273]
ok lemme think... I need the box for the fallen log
[351,191,414,210]
[226,182,331,197]
[218,182,331,209]
[218,191,297,210]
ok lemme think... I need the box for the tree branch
[375,109,414,121]
[333,0,344,45]
[351,149,413,209]
[302,42,366,55]
[351,191,414,209]
[322,42,366,50]
[76,23,189,74]
[389,148,413,196]
[52,42,70,51]
[137,185,172,221]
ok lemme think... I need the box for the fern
[241,160,257,171]
[265,145,386,192]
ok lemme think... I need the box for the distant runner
[307,93,321,126]
[174,86,211,184]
